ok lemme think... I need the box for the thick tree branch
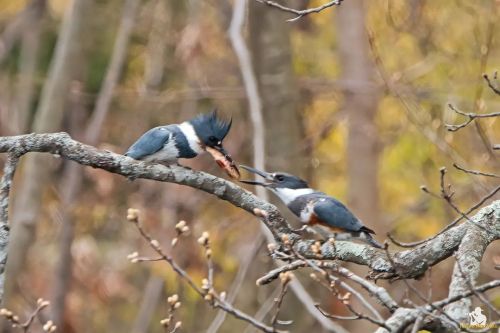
[0,133,499,284]
[0,154,19,302]
[444,208,499,326]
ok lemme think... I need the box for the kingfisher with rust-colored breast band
[240,165,383,248]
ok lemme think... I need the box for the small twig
[315,304,389,329]
[483,72,500,95]
[453,163,500,178]
[253,0,343,22]
[270,273,292,330]
[126,209,284,333]
[445,103,500,132]
[388,185,500,247]
[257,260,304,285]
[410,314,423,333]
[297,245,385,323]
[0,298,54,332]
[160,294,182,333]
[432,279,500,309]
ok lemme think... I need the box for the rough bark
[1,133,498,280]
[3,0,87,306]
[0,133,499,332]
[443,214,498,325]
[336,0,381,226]
[0,155,19,303]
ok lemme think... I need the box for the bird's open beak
[239,165,273,186]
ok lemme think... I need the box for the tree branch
[252,0,343,21]
[0,154,19,302]
[0,133,499,283]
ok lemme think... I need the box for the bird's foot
[291,225,309,234]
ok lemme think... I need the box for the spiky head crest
[189,109,232,147]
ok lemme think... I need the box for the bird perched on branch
[240,166,382,248]
[125,110,239,178]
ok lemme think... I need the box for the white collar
[271,188,314,205]
[178,122,204,154]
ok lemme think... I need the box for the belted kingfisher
[125,111,239,178]
[240,166,383,248]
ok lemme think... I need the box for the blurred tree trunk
[336,0,381,227]
[50,0,139,327]
[336,1,382,331]
[3,0,87,309]
[248,2,306,174]
[247,2,332,333]
[13,0,47,133]
[143,0,170,92]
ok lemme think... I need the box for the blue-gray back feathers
[125,126,172,159]
[312,196,365,233]
[125,125,197,160]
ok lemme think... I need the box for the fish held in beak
[206,146,240,179]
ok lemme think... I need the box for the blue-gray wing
[313,197,364,232]
[125,126,172,160]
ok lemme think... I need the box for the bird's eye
[209,136,218,143]
[276,175,285,182]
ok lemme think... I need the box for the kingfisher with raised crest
[125,110,239,179]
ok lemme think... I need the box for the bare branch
[270,273,292,330]
[315,304,388,329]
[453,163,500,178]
[388,184,500,248]
[0,154,19,302]
[252,0,343,21]
[483,72,500,95]
[444,216,498,324]
[0,133,499,282]
[445,103,500,132]
[126,210,283,333]
[0,298,54,332]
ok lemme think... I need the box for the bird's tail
[360,231,383,249]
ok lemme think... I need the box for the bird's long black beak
[239,165,273,186]
[213,144,230,159]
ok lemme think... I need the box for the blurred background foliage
[0,0,498,332]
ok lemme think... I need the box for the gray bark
[0,133,499,331]
[1,133,498,280]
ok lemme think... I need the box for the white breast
[178,122,204,154]
[299,202,315,224]
[272,188,314,205]
[144,135,179,163]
